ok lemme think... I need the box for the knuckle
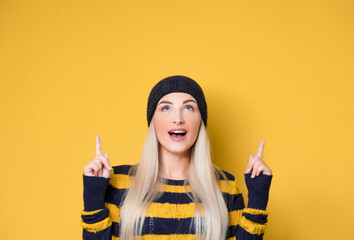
[85,162,94,168]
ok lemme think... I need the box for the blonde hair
[119,120,228,240]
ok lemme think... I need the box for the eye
[161,105,170,111]
[185,105,194,111]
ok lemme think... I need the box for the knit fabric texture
[81,165,272,240]
[147,75,208,127]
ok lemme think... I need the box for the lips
[168,128,187,141]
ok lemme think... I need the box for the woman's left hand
[245,139,272,178]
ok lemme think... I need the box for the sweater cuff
[83,175,110,211]
[245,173,272,210]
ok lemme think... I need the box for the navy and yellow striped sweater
[81,165,272,240]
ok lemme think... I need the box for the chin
[164,145,192,155]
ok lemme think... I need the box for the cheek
[153,116,168,137]
[188,117,202,139]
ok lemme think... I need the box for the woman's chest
[143,192,198,235]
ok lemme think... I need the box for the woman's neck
[158,148,190,180]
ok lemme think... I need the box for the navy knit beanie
[147,75,208,127]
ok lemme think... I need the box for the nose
[173,109,185,124]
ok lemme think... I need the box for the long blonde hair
[119,119,228,240]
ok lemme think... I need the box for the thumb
[103,152,111,179]
[104,152,111,169]
[102,168,111,178]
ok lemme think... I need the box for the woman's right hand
[83,135,112,178]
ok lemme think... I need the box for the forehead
[158,92,197,103]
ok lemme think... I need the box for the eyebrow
[158,99,197,105]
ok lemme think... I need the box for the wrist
[83,174,110,211]
[245,173,272,210]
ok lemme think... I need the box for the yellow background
[0,0,353,239]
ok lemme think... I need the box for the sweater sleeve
[227,173,272,240]
[80,174,112,240]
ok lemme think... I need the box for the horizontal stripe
[243,208,269,223]
[111,226,256,240]
[146,202,203,218]
[229,210,243,226]
[112,234,197,240]
[239,215,267,235]
[219,180,241,195]
[155,192,194,204]
[82,208,109,224]
[142,234,197,240]
[105,187,194,204]
[109,174,132,189]
[81,209,102,216]
[83,227,112,239]
[110,215,254,236]
[243,208,269,216]
[105,185,244,208]
[105,184,127,205]
[142,217,195,235]
[163,184,191,192]
[113,165,133,175]
[113,165,236,181]
[106,202,120,222]
[109,173,239,194]
[162,180,240,194]
[106,203,244,228]
[91,214,246,239]
[236,227,264,239]
[81,217,112,233]
[111,217,195,235]
[243,212,268,224]
[220,170,235,181]
[106,202,203,219]
[225,192,245,211]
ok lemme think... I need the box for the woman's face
[153,92,202,156]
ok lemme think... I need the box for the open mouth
[168,131,186,138]
[168,130,187,140]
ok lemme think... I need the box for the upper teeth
[171,130,186,133]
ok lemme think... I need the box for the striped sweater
[81,165,272,240]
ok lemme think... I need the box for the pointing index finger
[96,135,102,156]
[256,139,265,159]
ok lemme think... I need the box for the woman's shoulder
[215,167,236,182]
[215,168,243,194]
[111,164,134,176]
[220,170,236,181]
[108,164,135,189]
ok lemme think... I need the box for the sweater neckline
[160,177,189,186]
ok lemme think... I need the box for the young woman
[81,75,273,240]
